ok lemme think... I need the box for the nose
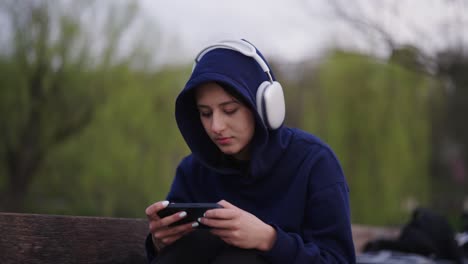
[211,112,226,134]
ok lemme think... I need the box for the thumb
[218,199,236,209]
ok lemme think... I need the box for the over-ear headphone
[192,39,285,130]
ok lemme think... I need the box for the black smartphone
[157,203,223,228]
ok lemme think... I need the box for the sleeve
[260,150,356,264]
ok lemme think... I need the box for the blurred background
[0,0,467,230]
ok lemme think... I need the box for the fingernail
[197,217,202,223]
[162,201,169,207]
[192,222,199,228]
[179,211,187,218]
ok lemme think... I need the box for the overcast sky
[137,0,468,67]
[2,0,464,67]
[138,0,343,65]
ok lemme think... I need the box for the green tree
[25,67,191,217]
[0,0,143,211]
[326,0,468,224]
[288,51,435,225]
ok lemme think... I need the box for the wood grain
[0,212,148,264]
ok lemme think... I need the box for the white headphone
[192,39,286,130]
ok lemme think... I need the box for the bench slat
[0,213,148,264]
[0,212,400,263]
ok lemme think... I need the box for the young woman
[145,39,356,263]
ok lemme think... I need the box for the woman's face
[195,82,255,160]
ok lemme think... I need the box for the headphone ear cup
[256,81,285,130]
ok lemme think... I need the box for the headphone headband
[193,40,274,83]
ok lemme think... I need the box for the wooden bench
[0,212,148,264]
[0,212,400,263]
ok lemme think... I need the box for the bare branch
[329,0,397,52]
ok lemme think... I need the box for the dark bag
[363,208,463,263]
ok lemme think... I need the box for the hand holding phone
[145,200,200,252]
[157,203,223,228]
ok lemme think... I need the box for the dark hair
[214,81,251,109]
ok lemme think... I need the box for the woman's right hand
[145,201,198,252]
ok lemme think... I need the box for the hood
[175,40,292,178]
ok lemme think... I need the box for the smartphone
[157,203,223,228]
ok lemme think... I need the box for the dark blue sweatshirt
[148,41,356,263]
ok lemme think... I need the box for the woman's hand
[198,200,277,251]
[145,201,198,252]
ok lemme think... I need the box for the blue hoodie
[150,41,356,263]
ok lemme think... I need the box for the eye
[224,109,238,115]
[199,111,212,117]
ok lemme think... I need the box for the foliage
[286,51,436,225]
[326,0,468,227]
[0,0,152,211]
[25,67,190,217]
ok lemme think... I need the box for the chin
[219,146,240,156]
[221,150,239,156]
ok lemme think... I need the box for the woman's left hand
[199,200,277,251]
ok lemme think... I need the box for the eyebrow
[197,99,240,108]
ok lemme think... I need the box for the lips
[215,137,232,145]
